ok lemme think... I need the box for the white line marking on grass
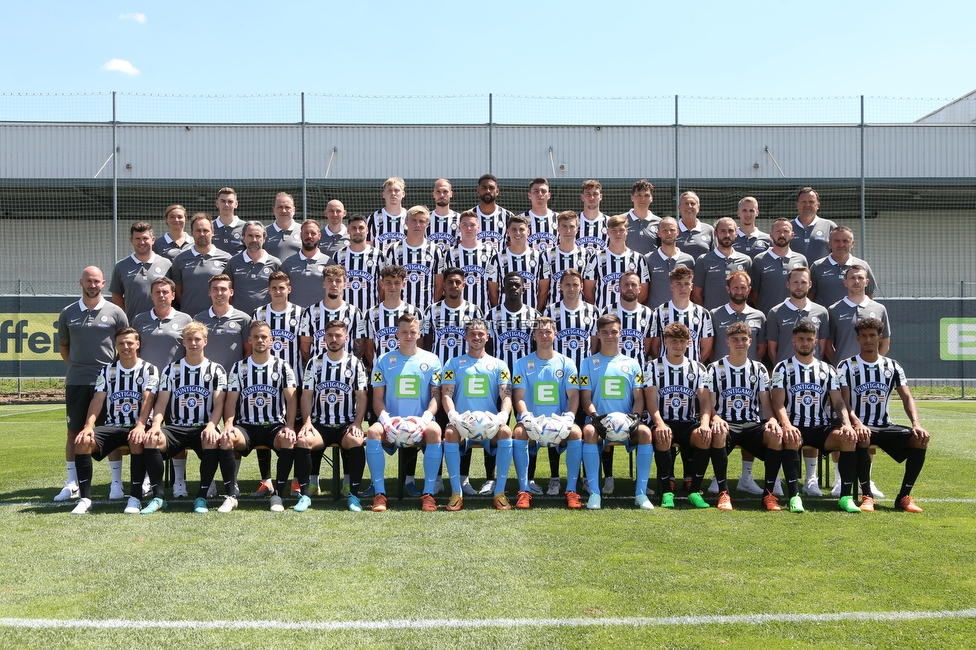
[0,406,62,419]
[2,609,975,631]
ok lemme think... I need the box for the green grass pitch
[0,402,974,649]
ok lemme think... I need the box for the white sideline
[2,609,975,631]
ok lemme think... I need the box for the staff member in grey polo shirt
[692,217,752,310]
[193,274,252,373]
[227,221,281,316]
[264,192,303,261]
[319,200,351,260]
[750,218,808,317]
[282,220,330,308]
[765,267,829,364]
[171,213,232,318]
[110,222,172,321]
[130,277,193,371]
[54,266,129,502]
[644,216,695,310]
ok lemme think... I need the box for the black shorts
[161,425,205,458]
[312,423,352,447]
[664,420,699,449]
[799,425,833,451]
[726,422,766,460]
[91,426,132,461]
[66,385,99,431]
[236,423,284,455]
[870,425,914,463]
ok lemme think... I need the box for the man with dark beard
[280,219,331,309]
[471,174,514,253]
[692,217,752,310]
[750,218,808,317]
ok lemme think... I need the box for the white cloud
[101,59,141,75]
[119,13,147,23]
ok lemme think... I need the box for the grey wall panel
[0,124,113,179]
[865,126,976,177]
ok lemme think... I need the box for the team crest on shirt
[101,315,109,322]
[487,363,496,371]
[622,365,631,374]
[136,376,144,386]
[388,356,397,365]
[884,369,892,378]
[172,322,180,329]
[527,361,535,372]
[420,363,429,372]
[592,358,600,368]
[555,370,564,378]
[233,233,241,240]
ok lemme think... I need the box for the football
[603,412,633,443]
[459,410,491,442]
[393,418,423,448]
[537,416,565,447]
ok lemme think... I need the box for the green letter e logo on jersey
[465,375,489,397]
[940,318,976,360]
[602,376,626,399]
[534,381,558,405]
[396,375,421,398]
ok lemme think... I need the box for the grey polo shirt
[790,216,836,263]
[130,308,193,370]
[710,303,766,361]
[57,297,129,385]
[265,221,303,261]
[227,250,282,316]
[281,250,330,308]
[693,248,753,310]
[733,227,772,259]
[212,216,245,255]
[152,233,192,261]
[170,246,232,319]
[193,307,252,373]
[318,224,351,261]
[765,298,830,363]
[109,252,173,321]
[676,219,714,261]
[828,297,890,363]
[810,254,878,308]
[750,249,809,316]
[644,247,696,309]
[626,211,661,255]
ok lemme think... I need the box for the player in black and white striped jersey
[539,211,590,309]
[836,318,929,514]
[577,180,608,256]
[428,178,459,254]
[644,322,711,509]
[384,206,445,316]
[488,214,547,314]
[329,214,385,316]
[221,321,300,513]
[650,266,714,364]
[703,323,781,511]
[363,264,422,366]
[367,177,408,254]
[70,327,160,515]
[583,214,650,312]
[142,321,232,515]
[486,272,543,495]
[422,267,484,368]
[520,177,558,254]
[298,320,369,512]
[770,319,860,514]
[445,210,498,313]
[472,174,513,253]
[299,265,367,364]
[253,271,305,383]
[608,270,655,372]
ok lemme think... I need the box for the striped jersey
[487,304,541,374]
[427,210,459,253]
[835,355,907,428]
[444,243,497,313]
[545,301,599,370]
[610,304,655,369]
[302,352,368,426]
[490,247,546,311]
[299,301,366,359]
[159,358,227,426]
[651,302,714,363]
[520,209,558,254]
[367,208,407,253]
[94,359,160,428]
[422,300,484,366]
[703,357,769,424]
[252,302,305,382]
[385,240,444,314]
[584,248,650,312]
[644,356,706,423]
[227,356,297,425]
[577,213,608,255]
[474,205,513,252]
[771,357,839,428]
[364,301,421,358]
[329,245,385,315]
[542,246,590,305]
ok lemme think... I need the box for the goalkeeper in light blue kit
[512,316,583,510]
[580,313,654,510]
[365,313,443,512]
[441,319,514,511]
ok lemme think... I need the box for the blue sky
[1,1,973,123]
